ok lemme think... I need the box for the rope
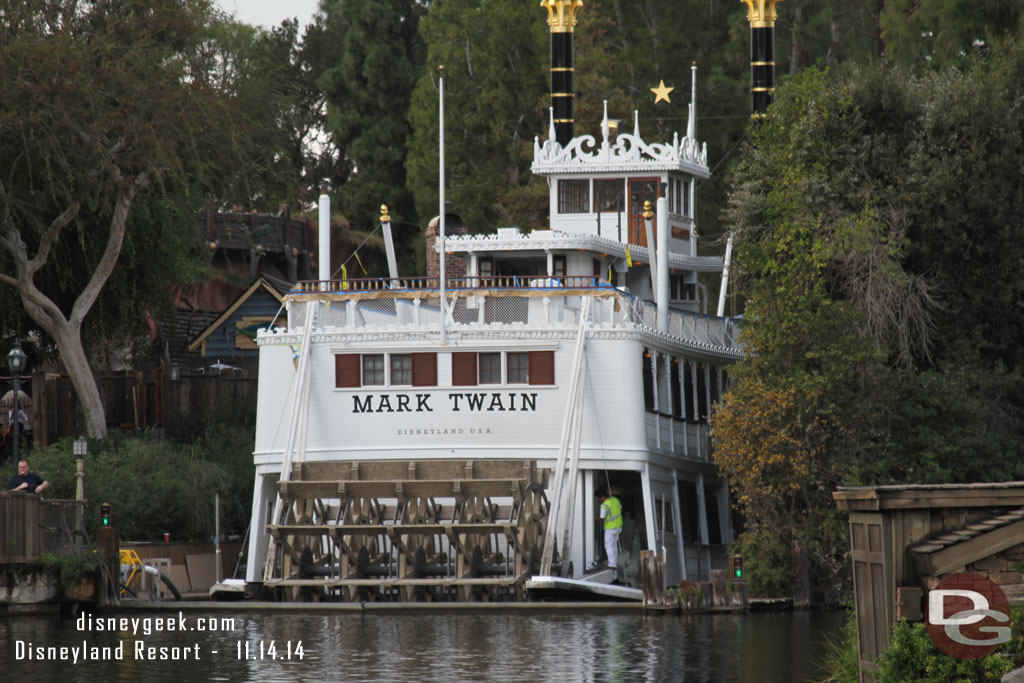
[332,223,383,279]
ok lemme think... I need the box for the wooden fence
[29,369,256,447]
[0,493,84,562]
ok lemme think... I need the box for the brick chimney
[425,215,468,280]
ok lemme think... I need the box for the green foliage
[201,17,339,211]
[0,0,260,436]
[406,0,548,237]
[880,0,1024,68]
[820,609,860,683]
[716,39,1024,605]
[23,405,255,542]
[876,609,1024,682]
[318,0,425,269]
[33,552,100,593]
[727,530,792,598]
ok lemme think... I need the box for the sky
[216,0,321,30]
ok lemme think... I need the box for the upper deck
[265,275,743,362]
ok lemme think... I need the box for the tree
[406,0,548,239]
[203,18,340,211]
[0,0,247,438]
[317,0,425,268]
[715,41,1024,602]
[880,0,1024,67]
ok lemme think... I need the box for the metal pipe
[717,232,734,317]
[439,67,447,345]
[318,181,330,285]
[656,192,669,332]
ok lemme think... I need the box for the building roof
[910,507,1024,576]
[833,482,1024,511]
[187,278,285,353]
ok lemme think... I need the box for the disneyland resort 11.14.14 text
[13,612,305,662]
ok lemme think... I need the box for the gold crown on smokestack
[541,0,584,32]
[741,0,782,28]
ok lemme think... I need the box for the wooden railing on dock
[0,493,85,562]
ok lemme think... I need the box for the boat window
[638,352,655,411]
[557,179,589,214]
[678,481,701,543]
[655,498,675,534]
[552,255,566,277]
[594,179,624,212]
[696,363,708,422]
[479,353,501,384]
[507,353,530,383]
[670,359,682,419]
[705,492,722,544]
[390,354,412,385]
[453,351,553,386]
[362,354,385,386]
[683,361,695,422]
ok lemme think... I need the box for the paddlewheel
[263,460,553,602]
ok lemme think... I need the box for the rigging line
[584,333,613,494]
[267,302,286,330]
[332,223,383,279]
[704,129,749,180]
[269,347,302,458]
[505,172,539,230]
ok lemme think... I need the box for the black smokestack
[743,0,782,117]
[542,1,584,145]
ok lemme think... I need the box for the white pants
[604,527,622,569]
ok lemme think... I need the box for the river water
[1,607,844,682]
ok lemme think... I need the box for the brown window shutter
[528,351,554,385]
[412,353,437,387]
[452,352,478,386]
[335,354,361,388]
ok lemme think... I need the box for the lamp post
[73,437,87,556]
[6,341,27,463]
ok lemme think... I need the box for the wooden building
[834,482,1024,682]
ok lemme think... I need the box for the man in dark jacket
[7,457,48,494]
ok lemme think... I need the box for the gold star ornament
[651,80,674,104]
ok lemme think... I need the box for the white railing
[645,413,712,462]
[277,286,743,357]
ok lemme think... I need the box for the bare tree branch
[26,201,81,277]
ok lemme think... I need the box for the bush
[19,415,254,542]
[875,608,1024,682]
[728,529,793,598]
[820,609,860,683]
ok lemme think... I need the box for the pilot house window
[594,179,625,212]
[558,180,589,214]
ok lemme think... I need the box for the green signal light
[101,503,111,527]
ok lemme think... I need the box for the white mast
[318,181,330,288]
[717,232,734,317]
[439,66,447,344]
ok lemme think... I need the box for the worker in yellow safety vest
[595,486,623,580]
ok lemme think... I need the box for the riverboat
[244,0,757,602]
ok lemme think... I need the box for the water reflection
[0,609,844,682]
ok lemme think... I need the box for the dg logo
[926,573,1012,659]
